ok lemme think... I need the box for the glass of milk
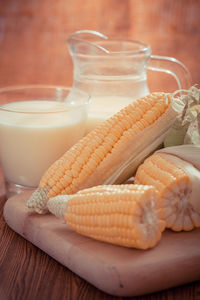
[0,85,90,197]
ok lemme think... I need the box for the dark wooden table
[0,173,200,300]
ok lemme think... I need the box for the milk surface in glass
[0,100,86,187]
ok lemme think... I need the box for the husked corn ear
[135,145,200,232]
[47,184,165,249]
[27,92,177,213]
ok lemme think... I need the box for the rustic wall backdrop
[0,0,199,92]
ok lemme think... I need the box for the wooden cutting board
[3,191,200,297]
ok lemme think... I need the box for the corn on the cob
[135,145,200,231]
[47,184,165,249]
[27,92,178,213]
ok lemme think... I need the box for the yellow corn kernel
[47,184,165,249]
[27,92,177,214]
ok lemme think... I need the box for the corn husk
[164,86,200,147]
[184,110,200,144]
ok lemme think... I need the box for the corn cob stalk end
[47,195,70,219]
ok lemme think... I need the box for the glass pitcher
[66,30,191,133]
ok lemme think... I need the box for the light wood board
[3,191,200,297]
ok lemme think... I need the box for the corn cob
[134,145,200,231]
[47,184,165,249]
[27,92,178,213]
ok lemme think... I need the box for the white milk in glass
[0,100,86,187]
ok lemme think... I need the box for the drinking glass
[0,85,90,197]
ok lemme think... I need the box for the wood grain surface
[0,0,200,299]
[3,192,200,298]
[0,175,200,299]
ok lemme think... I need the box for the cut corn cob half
[135,145,200,231]
[27,92,178,213]
[47,184,165,249]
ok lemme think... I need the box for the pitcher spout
[66,30,109,55]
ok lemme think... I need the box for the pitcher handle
[148,55,192,90]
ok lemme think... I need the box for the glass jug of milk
[66,30,191,133]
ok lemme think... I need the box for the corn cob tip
[26,186,50,214]
[47,195,70,219]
